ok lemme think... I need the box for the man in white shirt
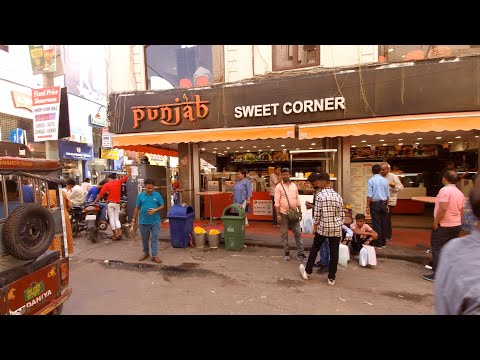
[380,162,404,242]
[66,178,86,207]
[81,178,93,193]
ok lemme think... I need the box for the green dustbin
[221,204,246,251]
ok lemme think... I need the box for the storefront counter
[393,187,427,214]
[204,191,274,220]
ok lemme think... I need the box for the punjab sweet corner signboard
[32,86,61,142]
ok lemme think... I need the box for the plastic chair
[179,78,193,88]
[195,76,209,87]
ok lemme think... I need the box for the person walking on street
[93,168,131,241]
[269,166,281,227]
[366,164,390,248]
[299,172,344,286]
[422,170,464,282]
[131,179,164,263]
[230,169,252,226]
[275,168,306,262]
[435,173,480,314]
[380,162,404,242]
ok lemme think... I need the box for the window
[273,45,320,71]
[379,45,480,63]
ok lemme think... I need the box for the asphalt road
[62,232,435,315]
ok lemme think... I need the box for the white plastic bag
[302,212,314,234]
[338,243,350,268]
[366,245,377,266]
[359,246,368,267]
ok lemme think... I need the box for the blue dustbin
[167,205,195,248]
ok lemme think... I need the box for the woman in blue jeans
[131,179,165,263]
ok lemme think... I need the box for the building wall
[108,45,145,93]
[0,113,34,143]
[223,45,378,82]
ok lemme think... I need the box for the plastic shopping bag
[338,243,350,268]
[302,212,314,234]
[359,246,368,267]
[366,245,377,266]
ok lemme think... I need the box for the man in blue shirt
[86,180,108,222]
[131,179,165,263]
[366,164,390,248]
[21,178,34,203]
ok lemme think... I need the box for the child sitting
[350,213,378,255]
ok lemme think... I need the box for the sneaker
[422,274,434,282]
[151,256,163,264]
[424,264,433,270]
[299,264,310,280]
[327,278,336,286]
[296,253,307,262]
[316,266,329,274]
[381,245,386,249]
[283,253,291,261]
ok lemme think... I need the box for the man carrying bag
[274,168,306,262]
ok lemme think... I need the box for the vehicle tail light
[60,262,69,290]
[83,206,100,213]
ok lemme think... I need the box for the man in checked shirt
[300,172,344,286]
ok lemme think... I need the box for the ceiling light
[435,137,442,140]
[448,141,453,144]
[235,151,239,153]
[311,143,316,146]
[398,143,403,145]
[415,142,419,145]
[271,149,274,151]
[361,140,366,143]
[224,150,228,153]
[398,138,403,141]
[351,145,356,148]
[417,137,423,140]
[253,146,257,148]
[226,147,230,149]
[475,136,479,138]
[367,144,371,147]
[309,148,313,150]
[201,148,205,151]
[267,145,271,147]
[382,144,387,146]
[455,136,461,139]
[388,48,394,53]
[258,150,262,152]
[213,151,216,154]
[379,139,384,142]
[281,144,285,147]
[240,146,243,149]
[247,150,250,152]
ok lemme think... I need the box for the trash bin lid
[221,204,246,219]
[167,204,195,218]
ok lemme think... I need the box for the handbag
[281,183,302,222]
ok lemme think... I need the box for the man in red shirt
[94,167,131,240]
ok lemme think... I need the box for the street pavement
[63,229,435,315]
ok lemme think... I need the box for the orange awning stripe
[298,112,480,139]
[116,145,178,157]
[112,124,296,146]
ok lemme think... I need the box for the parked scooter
[84,199,130,243]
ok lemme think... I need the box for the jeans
[280,213,304,254]
[306,234,340,280]
[318,239,330,267]
[271,196,277,225]
[370,201,389,246]
[431,225,461,272]
[140,222,160,257]
[107,202,121,230]
[98,203,107,222]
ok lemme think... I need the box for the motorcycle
[70,206,87,238]
[83,200,130,243]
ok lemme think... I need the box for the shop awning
[298,112,480,139]
[115,145,179,157]
[112,124,296,146]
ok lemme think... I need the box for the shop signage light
[131,94,210,128]
[234,97,346,119]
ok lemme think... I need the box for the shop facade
[58,139,94,182]
[108,55,480,220]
